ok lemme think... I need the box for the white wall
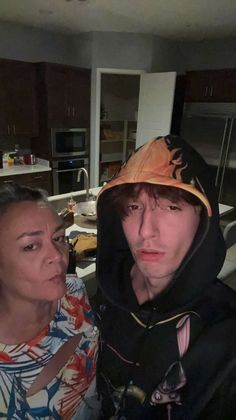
[151,35,185,74]
[179,38,236,70]
[0,22,72,64]
[0,21,235,72]
[90,32,153,71]
[69,33,93,68]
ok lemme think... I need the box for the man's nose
[139,208,159,238]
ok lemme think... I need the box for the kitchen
[0,1,236,294]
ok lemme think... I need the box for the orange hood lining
[98,172,212,217]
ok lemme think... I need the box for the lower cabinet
[0,171,52,195]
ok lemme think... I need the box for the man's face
[0,201,69,304]
[121,190,202,294]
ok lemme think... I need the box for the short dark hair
[0,183,49,217]
[106,182,202,219]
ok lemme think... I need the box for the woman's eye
[53,234,67,244]
[23,243,37,252]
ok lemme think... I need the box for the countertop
[66,222,97,282]
[58,187,101,282]
[0,158,51,177]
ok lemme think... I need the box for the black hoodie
[95,135,236,419]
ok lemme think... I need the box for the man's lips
[136,249,165,262]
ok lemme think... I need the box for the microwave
[51,128,89,158]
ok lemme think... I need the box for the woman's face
[0,201,69,304]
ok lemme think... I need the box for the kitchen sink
[48,192,97,214]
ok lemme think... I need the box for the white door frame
[90,67,144,187]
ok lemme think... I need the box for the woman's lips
[136,249,165,262]
[49,274,65,283]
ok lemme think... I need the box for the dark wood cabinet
[0,59,38,137]
[185,69,236,102]
[37,62,91,128]
[0,171,52,195]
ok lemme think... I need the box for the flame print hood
[96,135,226,313]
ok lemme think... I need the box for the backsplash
[0,137,31,153]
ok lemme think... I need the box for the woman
[0,183,98,419]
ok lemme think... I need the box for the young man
[95,135,236,419]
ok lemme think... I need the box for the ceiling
[0,0,236,41]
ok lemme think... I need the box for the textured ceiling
[0,0,236,41]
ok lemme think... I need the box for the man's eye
[166,205,181,212]
[127,203,142,212]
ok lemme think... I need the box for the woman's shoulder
[59,275,96,333]
[65,274,87,297]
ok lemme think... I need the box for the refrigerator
[180,103,236,208]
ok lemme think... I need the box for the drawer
[0,171,52,195]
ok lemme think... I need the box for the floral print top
[0,275,98,419]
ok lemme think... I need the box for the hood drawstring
[167,403,172,420]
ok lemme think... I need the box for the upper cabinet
[36,63,91,128]
[0,59,38,137]
[185,69,236,102]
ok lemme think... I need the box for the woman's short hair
[105,182,203,219]
[0,183,49,216]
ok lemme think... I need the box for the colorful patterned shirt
[0,275,98,419]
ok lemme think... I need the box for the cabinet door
[212,69,236,102]
[0,171,52,195]
[0,64,8,135]
[43,64,68,127]
[68,68,91,127]
[185,71,213,102]
[0,59,38,136]
[185,69,236,103]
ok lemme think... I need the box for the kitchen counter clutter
[49,187,101,297]
[0,159,52,194]
[0,158,51,176]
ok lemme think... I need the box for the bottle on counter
[66,238,77,274]
[67,195,76,212]
[2,153,8,168]
[14,144,20,165]
[7,152,15,166]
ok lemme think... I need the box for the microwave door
[51,128,88,158]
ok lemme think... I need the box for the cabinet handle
[7,125,10,135]
[210,86,214,97]
[33,176,43,180]
[204,86,208,97]
[3,179,13,183]
[13,124,16,135]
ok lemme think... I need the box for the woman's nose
[46,242,64,264]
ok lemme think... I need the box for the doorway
[90,68,176,187]
[90,68,144,187]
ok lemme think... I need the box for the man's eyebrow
[16,222,66,240]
